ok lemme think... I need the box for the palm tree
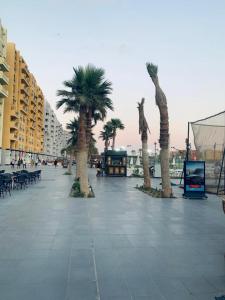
[138,98,151,189]
[146,62,172,197]
[66,118,79,174]
[108,118,125,150]
[67,118,79,147]
[99,123,113,151]
[57,65,113,196]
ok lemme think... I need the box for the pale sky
[1,0,225,152]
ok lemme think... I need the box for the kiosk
[103,150,127,177]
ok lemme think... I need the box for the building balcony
[22,66,29,76]
[10,133,18,141]
[0,85,8,98]
[30,105,36,113]
[0,57,9,72]
[30,114,35,121]
[21,85,29,96]
[31,97,36,105]
[0,71,9,85]
[10,121,19,130]
[20,98,29,105]
[20,105,28,115]
[11,106,19,119]
[21,74,29,86]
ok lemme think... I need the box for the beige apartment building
[1,43,44,163]
[0,20,9,163]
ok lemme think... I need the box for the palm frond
[146,62,158,79]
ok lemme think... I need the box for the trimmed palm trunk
[68,154,72,174]
[76,108,89,196]
[138,98,151,189]
[146,63,172,197]
[86,110,92,151]
[104,139,109,151]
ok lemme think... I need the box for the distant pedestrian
[10,159,15,169]
[35,159,38,168]
[54,159,58,168]
[17,159,21,169]
[23,157,27,169]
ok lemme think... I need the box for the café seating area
[0,170,41,197]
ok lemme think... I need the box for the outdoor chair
[28,172,37,184]
[0,179,5,197]
[14,174,28,189]
[35,170,41,180]
[0,174,13,195]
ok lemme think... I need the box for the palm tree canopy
[146,63,158,79]
[56,64,113,120]
[66,118,79,147]
[109,118,125,131]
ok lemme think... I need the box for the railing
[0,57,9,72]
[0,85,8,97]
[21,74,29,86]
[0,71,9,85]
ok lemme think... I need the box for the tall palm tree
[108,118,125,150]
[138,98,151,189]
[57,65,113,196]
[84,67,113,147]
[146,62,172,197]
[99,123,113,151]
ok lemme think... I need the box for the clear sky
[1,0,225,152]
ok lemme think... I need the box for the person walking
[23,157,27,169]
[11,159,15,169]
[35,158,38,168]
[54,159,58,168]
[17,159,21,169]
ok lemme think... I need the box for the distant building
[1,42,44,164]
[44,100,69,157]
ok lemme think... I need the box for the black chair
[0,174,13,195]
[14,174,28,189]
[0,179,5,197]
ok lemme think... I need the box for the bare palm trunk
[138,98,151,189]
[105,139,108,151]
[142,139,151,188]
[146,64,172,197]
[86,110,92,155]
[68,154,72,174]
[76,108,89,196]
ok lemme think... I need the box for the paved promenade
[0,166,224,300]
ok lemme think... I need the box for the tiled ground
[0,166,224,300]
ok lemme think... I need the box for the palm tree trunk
[86,110,92,149]
[76,108,89,196]
[142,137,151,189]
[138,98,151,189]
[68,154,72,174]
[153,78,172,197]
[105,139,108,151]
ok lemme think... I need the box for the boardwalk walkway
[0,166,224,299]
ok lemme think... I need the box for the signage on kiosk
[183,161,207,199]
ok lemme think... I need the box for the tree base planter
[70,179,95,198]
[63,172,72,175]
[136,185,175,198]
